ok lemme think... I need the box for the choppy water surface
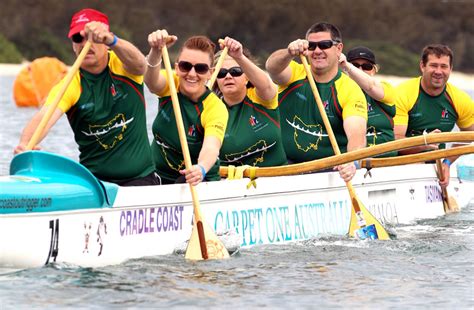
[1,74,473,309]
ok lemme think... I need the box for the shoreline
[1,63,473,90]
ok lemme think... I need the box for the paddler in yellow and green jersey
[340,46,397,157]
[14,8,159,186]
[394,44,474,187]
[144,30,228,186]
[214,37,287,167]
[266,22,367,183]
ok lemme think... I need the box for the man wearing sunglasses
[394,44,474,187]
[14,8,159,186]
[339,46,397,157]
[266,22,367,182]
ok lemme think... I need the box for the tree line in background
[1,0,473,76]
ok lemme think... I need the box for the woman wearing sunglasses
[339,46,397,157]
[214,37,287,167]
[144,29,228,185]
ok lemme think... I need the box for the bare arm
[181,136,222,186]
[223,37,276,101]
[344,116,367,152]
[144,29,178,94]
[14,105,64,154]
[339,53,385,100]
[265,49,294,86]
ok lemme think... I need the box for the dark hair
[178,35,216,65]
[305,22,342,42]
[421,44,453,67]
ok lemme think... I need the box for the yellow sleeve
[155,69,179,97]
[246,87,278,109]
[380,81,395,105]
[278,60,307,92]
[393,77,421,126]
[44,72,81,113]
[201,93,229,143]
[108,51,143,84]
[336,74,367,120]
[446,83,474,128]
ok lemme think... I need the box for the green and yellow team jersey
[278,61,367,162]
[365,81,397,157]
[45,52,155,183]
[151,70,228,184]
[394,77,474,147]
[220,87,287,167]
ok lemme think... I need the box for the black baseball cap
[347,46,376,64]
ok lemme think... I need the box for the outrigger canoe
[1,150,472,269]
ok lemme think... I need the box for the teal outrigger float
[1,150,472,268]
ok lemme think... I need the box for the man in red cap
[15,8,161,186]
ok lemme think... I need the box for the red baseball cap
[68,8,109,38]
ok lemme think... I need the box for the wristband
[442,158,452,167]
[197,164,207,181]
[106,35,118,47]
[354,160,361,169]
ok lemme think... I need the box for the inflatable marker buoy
[13,57,67,107]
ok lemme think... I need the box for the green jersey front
[151,71,228,184]
[45,52,155,183]
[220,87,287,167]
[278,61,367,163]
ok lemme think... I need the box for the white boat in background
[0,151,471,269]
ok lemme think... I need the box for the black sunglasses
[177,61,210,74]
[71,33,85,44]
[308,40,340,51]
[217,67,244,79]
[351,62,374,71]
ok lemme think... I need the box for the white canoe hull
[1,163,471,268]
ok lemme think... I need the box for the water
[1,74,473,309]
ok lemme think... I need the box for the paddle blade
[185,221,230,260]
[348,198,391,240]
[444,195,460,213]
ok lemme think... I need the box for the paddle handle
[27,41,92,150]
[207,39,228,89]
[161,44,208,259]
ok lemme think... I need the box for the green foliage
[344,40,420,77]
[0,33,23,63]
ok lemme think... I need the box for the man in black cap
[339,46,397,156]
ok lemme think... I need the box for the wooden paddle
[300,55,390,240]
[161,44,229,260]
[207,39,228,89]
[435,159,460,213]
[27,41,92,150]
[220,141,473,178]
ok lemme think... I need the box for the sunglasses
[308,40,340,51]
[71,33,85,44]
[217,67,244,79]
[351,62,375,71]
[177,61,210,74]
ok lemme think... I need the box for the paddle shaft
[207,39,228,89]
[27,41,92,150]
[219,132,474,177]
[435,159,452,212]
[300,55,362,214]
[161,45,208,259]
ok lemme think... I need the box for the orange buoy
[13,57,68,107]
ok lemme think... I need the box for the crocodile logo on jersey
[366,126,382,147]
[286,116,327,152]
[81,113,134,150]
[223,140,276,166]
[154,134,185,172]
